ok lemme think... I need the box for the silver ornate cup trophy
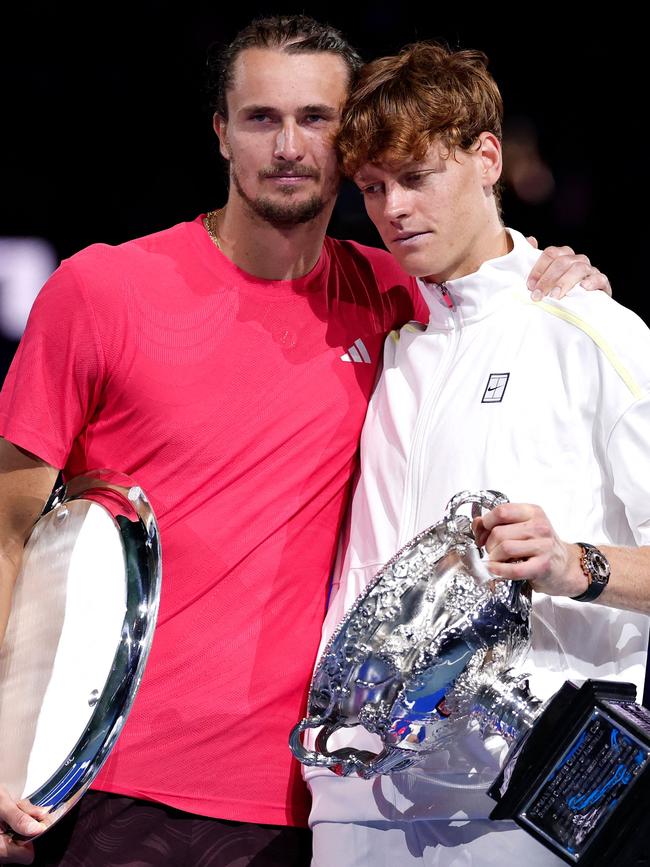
[290,491,650,866]
[0,470,161,840]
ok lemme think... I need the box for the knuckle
[560,262,583,279]
[15,814,32,834]
[485,505,502,525]
[511,561,528,579]
[557,257,581,274]
[532,519,550,537]
[539,261,563,284]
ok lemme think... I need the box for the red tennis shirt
[0,217,424,826]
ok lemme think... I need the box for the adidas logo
[340,338,371,364]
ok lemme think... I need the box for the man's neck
[211,197,334,281]
[424,223,512,286]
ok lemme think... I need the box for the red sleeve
[0,260,106,469]
[351,242,427,326]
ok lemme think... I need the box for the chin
[255,194,327,227]
[390,251,434,279]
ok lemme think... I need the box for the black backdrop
[1,3,646,375]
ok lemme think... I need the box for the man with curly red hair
[306,41,650,867]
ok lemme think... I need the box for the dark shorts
[33,791,312,867]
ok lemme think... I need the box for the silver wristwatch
[570,542,610,602]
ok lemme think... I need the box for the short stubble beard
[230,160,339,228]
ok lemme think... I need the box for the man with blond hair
[305,41,650,866]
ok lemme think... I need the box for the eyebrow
[239,104,276,116]
[354,166,386,182]
[355,161,435,182]
[354,172,376,184]
[302,104,339,119]
[238,103,339,119]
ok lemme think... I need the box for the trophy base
[488,680,650,865]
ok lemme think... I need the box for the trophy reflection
[290,491,650,866]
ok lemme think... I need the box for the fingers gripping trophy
[290,491,650,867]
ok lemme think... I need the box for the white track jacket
[307,228,650,824]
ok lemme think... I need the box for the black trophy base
[488,679,650,866]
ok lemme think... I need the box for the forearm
[525,540,650,613]
[0,495,46,646]
[0,439,58,646]
[0,546,23,645]
[585,544,650,614]
[0,441,59,851]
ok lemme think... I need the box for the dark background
[1,3,646,376]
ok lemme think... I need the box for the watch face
[585,547,610,581]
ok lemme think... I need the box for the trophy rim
[6,470,162,835]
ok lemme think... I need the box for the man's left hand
[472,503,587,597]
[525,239,612,301]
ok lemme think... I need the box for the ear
[213,113,230,161]
[477,132,502,187]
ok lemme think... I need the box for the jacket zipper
[399,282,461,546]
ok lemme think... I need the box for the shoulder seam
[528,299,644,400]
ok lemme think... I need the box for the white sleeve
[606,394,650,545]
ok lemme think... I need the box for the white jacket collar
[417,228,542,329]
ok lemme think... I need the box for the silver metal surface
[290,490,537,778]
[0,471,161,836]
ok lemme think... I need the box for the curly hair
[337,41,503,177]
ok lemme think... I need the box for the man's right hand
[0,787,49,864]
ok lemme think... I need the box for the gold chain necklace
[203,208,225,251]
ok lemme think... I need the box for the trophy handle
[445,490,508,525]
[444,490,508,539]
[289,716,343,769]
[289,716,415,778]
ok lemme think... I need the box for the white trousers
[311,819,566,866]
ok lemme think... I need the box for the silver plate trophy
[0,471,161,838]
[291,491,650,866]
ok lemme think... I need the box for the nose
[383,185,410,223]
[273,119,305,161]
